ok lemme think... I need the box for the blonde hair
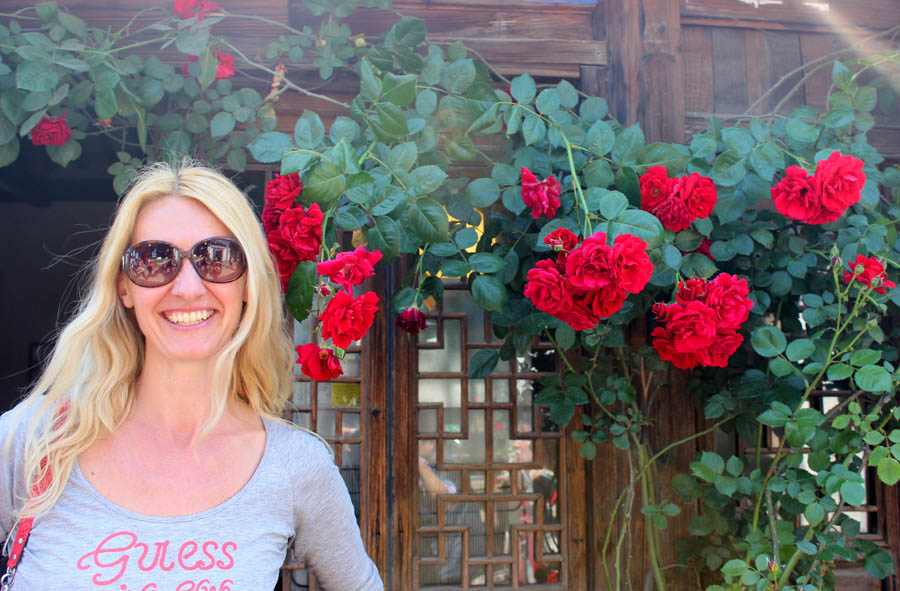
[6,160,295,519]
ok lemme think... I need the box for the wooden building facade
[2,0,899,589]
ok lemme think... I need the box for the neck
[129,355,247,445]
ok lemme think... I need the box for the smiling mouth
[163,310,215,326]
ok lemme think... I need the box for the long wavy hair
[5,160,296,519]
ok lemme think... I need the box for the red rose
[317,246,382,293]
[265,173,303,209]
[673,172,717,222]
[261,203,283,234]
[675,277,706,304]
[521,167,561,219]
[705,273,753,330]
[651,326,708,370]
[665,301,718,352]
[843,255,896,294]
[278,203,323,262]
[267,232,300,292]
[580,284,628,319]
[813,151,865,216]
[612,233,652,294]
[296,344,343,381]
[558,292,599,331]
[565,232,615,290]
[544,228,579,251]
[524,260,573,317]
[640,167,716,232]
[30,112,71,147]
[397,307,428,334]
[771,165,829,223]
[319,290,380,349]
[651,301,669,322]
[639,166,673,213]
[706,330,744,368]
[214,51,235,79]
[173,0,219,19]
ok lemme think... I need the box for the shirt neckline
[70,418,273,523]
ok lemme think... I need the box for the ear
[118,275,134,309]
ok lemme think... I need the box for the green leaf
[329,116,360,144]
[389,17,426,48]
[16,61,58,92]
[840,481,866,506]
[585,120,615,156]
[407,165,447,196]
[281,149,320,175]
[751,326,786,357]
[58,12,87,37]
[408,198,449,242]
[769,357,794,377]
[556,80,578,108]
[722,127,755,158]
[877,458,900,486]
[415,89,437,116]
[721,559,747,578]
[294,110,325,149]
[210,111,235,138]
[607,209,664,249]
[510,73,536,105]
[226,147,247,172]
[749,144,783,181]
[850,349,880,366]
[823,107,854,128]
[536,88,560,115]
[465,178,500,208]
[691,451,725,482]
[175,27,209,56]
[521,111,545,146]
[359,59,382,101]
[611,124,644,165]
[786,117,817,143]
[471,275,507,313]
[805,502,825,526]
[786,338,815,362]
[855,365,893,393]
[863,549,895,579]
[285,261,317,322]
[441,59,475,95]
[832,60,852,89]
[712,150,748,187]
[381,72,417,106]
[469,348,500,378]
[579,96,608,122]
[371,103,408,140]
[303,159,346,206]
[0,139,20,168]
[468,253,506,273]
[598,190,628,220]
[249,131,293,163]
[46,139,81,167]
[671,473,701,503]
[827,363,853,381]
[579,441,597,460]
[555,324,576,351]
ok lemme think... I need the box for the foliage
[2,2,900,589]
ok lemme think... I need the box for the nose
[169,257,207,298]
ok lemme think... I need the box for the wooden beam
[640,0,685,143]
[680,0,900,32]
[605,1,642,125]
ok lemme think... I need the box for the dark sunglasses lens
[190,238,246,283]
[124,242,179,287]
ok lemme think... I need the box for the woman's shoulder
[1,396,49,442]
[263,417,334,468]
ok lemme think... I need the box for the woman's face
[117,196,247,368]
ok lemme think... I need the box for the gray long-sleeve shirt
[1,405,383,590]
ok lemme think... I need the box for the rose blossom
[705,273,753,330]
[214,51,235,79]
[706,330,744,368]
[265,172,303,209]
[612,234,652,294]
[675,277,706,304]
[317,246,383,293]
[651,302,669,322]
[521,167,561,219]
[173,0,219,19]
[558,293,599,331]
[665,301,719,352]
[640,166,716,232]
[267,232,300,291]
[524,260,573,317]
[296,344,343,381]
[771,165,829,224]
[396,307,428,334]
[544,228,579,251]
[319,290,380,349]
[261,203,283,234]
[580,284,628,320]
[651,325,708,370]
[565,232,615,290]
[278,203,323,262]
[813,151,865,216]
[843,255,896,294]
[30,112,72,147]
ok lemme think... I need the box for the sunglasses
[122,236,247,288]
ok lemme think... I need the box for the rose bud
[397,307,427,334]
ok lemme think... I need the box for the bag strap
[2,404,68,590]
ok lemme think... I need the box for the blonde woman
[0,162,383,590]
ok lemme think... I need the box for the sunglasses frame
[121,236,247,288]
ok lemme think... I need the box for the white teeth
[164,310,214,326]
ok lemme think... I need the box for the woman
[1,162,383,590]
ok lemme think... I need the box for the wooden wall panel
[711,28,749,114]
[681,0,900,32]
[765,31,807,113]
[682,26,714,115]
